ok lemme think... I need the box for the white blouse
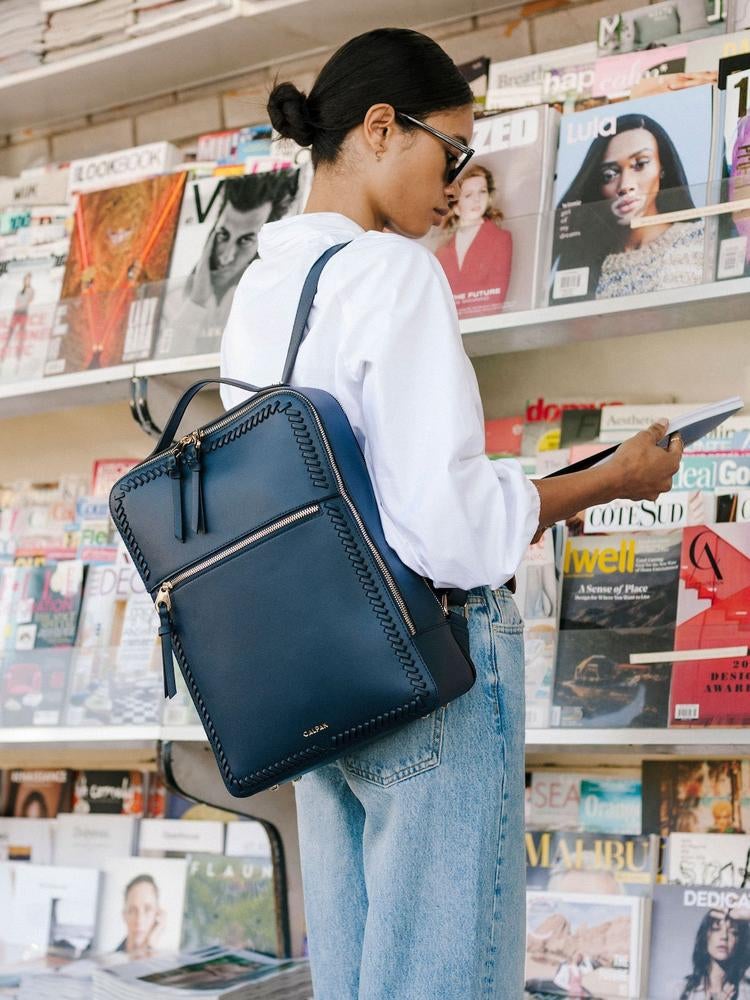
[220,212,540,590]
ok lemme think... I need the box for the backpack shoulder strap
[280,241,351,385]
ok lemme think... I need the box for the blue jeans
[293,586,526,1000]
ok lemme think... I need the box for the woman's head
[443,164,503,231]
[267,28,474,238]
[560,114,693,223]
[122,874,160,951]
[680,910,750,998]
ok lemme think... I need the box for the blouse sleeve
[336,237,540,591]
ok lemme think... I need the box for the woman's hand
[607,420,683,501]
[531,419,684,533]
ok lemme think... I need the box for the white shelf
[0,0,506,131]
[461,276,750,357]
[526,727,750,762]
[0,364,133,419]
[0,725,162,743]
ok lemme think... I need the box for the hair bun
[267,82,316,147]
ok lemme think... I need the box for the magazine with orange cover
[44,173,185,374]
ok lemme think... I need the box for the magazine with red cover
[669,653,750,726]
[45,173,185,374]
[675,524,750,653]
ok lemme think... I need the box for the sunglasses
[396,112,475,183]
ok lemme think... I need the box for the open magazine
[544,397,744,478]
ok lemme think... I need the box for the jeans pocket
[341,706,446,787]
[491,587,524,634]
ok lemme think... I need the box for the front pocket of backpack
[163,500,437,784]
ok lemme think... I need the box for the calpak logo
[688,531,723,580]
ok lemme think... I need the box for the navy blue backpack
[110,243,476,797]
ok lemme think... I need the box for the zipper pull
[184,435,206,535]
[166,454,184,543]
[155,584,177,699]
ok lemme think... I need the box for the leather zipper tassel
[156,593,177,699]
[185,446,206,535]
[167,455,184,542]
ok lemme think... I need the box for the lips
[614,196,641,216]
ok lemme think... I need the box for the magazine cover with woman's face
[94,856,187,957]
[424,105,559,319]
[648,884,750,999]
[549,84,715,304]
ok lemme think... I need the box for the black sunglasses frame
[395,112,475,183]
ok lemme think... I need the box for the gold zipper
[155,503,321,606]
[144,387,441,634]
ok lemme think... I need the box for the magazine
[45,173,185,374]
[597,0,726,57]
[525,891,647,998]
[94,856,188,956]
[716,61,750,280]
[71,769,146,815]
[458,56,490,113]
[66,142,181,197]
[65,562,163,727]
[579,778,643,835]
[675,523,750,654]
[647,883,750,999]
[550,85,716,304]
[526,830,657,894]
[91,944,311,998]
[5,768,74,817]
[53,813,138,868]
[552,625,675,727]
[0,817,54,862]
[515,531,560,728]
[485,43,598,113]
[138,819,225,857]
[560,530,682,631]
[7,863,100,960]
[642,758,750,835]
[153,169,303,360]
[181,853,279,957]
[669,652,750,725]
[526,771,642,832]
[424,105,559,318]
[527,771,591,830]
[0,239,68,383]
[667,832,750,885]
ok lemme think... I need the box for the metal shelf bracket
[129,374,163,438]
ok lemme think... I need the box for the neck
[707,962,728,994]
[304,168,379,231]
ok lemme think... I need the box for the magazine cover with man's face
[154,166,303,360]
[549,84,714,304]
[647,884,750,1000]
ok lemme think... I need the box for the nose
[618,169,637,195]
[444,176,460,200]
[216,244,235,266]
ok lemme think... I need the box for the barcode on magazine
[717,237,747,280]
[553,267,589,300]
[550,705,562,727]
[675,703,700,720]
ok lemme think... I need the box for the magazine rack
[161,739,304,959]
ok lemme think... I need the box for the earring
[375,150,384,161]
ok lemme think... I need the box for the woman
[220,28,682,999]
[434,163,512,317]
[551,114,704,300]
[680,910,750,999]
[553,951,595,996]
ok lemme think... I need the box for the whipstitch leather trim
[285,405,329,490]
[322,501,430,701]
[205,398,287,452]
[110,494,151,582]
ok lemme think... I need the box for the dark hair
[267,28,472,169]
[124,873,159,900]
[221,170,300,221]
[551,113,695,297]
[20,790,48,817]
[680,911,750,999]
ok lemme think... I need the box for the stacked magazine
[91,946,312,999]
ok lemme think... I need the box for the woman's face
[706,911,738,963]
[599,127,663,226]
[454,174,490,226]
[376,105,475,239]
[123,881,160,951]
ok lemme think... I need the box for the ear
[361,104,398,157]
